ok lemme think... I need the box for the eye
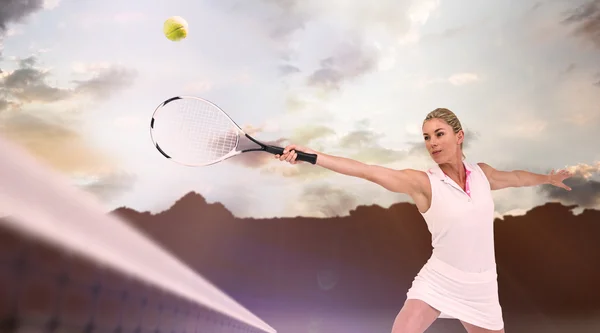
[437,132,444,137]
[423,136,429,140]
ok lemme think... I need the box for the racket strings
[153,99,239,165]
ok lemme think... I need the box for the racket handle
[266,146,318,165]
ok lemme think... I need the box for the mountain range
[2,191,599,333]
[112,192,600,332]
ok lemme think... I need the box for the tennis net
[0,135,277,333]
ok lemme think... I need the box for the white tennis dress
[406,161,504,330]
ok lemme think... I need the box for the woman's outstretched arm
[276,144,428,196]
[477,162,572,191]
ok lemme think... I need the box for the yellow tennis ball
[163,16,188,41]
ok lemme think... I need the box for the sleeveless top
[420,161,497,273]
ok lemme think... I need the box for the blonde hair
[423,108,465,159]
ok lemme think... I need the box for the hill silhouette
[112,192,600,323]
[3,192,599,333]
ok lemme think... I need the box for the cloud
[418,72,481,88]
[0,55,137,194]
[278,64,301,76]
[307,38,378,91]
[1,57,137,106]
[43,0,61,10]
[504,114,548,139]
[1,56,71,111]
[78,172,137,202]
[0,99,8,112]
[336,129,406,164]
[71,61,112,74]
[290,124,336,143]
[398,0,441,45]
[1,56,71,103]
[542,177,600,208]
[566,162,600,179]
[227,0,418,41]
[563,0,600,49]
[294,120,408,168]
[72,65,137,101]
[261,161,327,179]
[284,95,310,113]
[0,0,46,71]
[0,112,115,174]
[0,0,45,32]
[295,183,358,218]
[551,69,600,126]
[221,0,430,90]
[538,162,600,208]
[448,73,480,86]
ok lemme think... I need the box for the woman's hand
[274,144,317,164]
[548,169,573,191]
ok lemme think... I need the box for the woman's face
[422,118,463,163]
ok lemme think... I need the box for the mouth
[431,150,442,155]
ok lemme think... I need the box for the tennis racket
[149,96,318,166]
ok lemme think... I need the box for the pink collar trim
[427,162,473,197]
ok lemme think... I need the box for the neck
[439,158,465,180]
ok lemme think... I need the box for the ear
[457,130,464,145]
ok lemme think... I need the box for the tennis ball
[163,16,188,41]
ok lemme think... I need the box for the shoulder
[475,162,494,176]
[363,166,430,196]
[409,168,433,183]
[473,162,498,189]
[399,168,431,190]
[404,168,430,178]
[397,168,431,197]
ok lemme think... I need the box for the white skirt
[406,254,504,330]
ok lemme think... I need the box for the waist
[426,253,498,283]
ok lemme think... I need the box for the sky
[1,0,599,219]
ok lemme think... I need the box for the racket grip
[266,146,318,164]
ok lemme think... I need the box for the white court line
[0,134,277,333]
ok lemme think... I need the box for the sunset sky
[1,0,599,219]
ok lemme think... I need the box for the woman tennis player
[274,108,572,333]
